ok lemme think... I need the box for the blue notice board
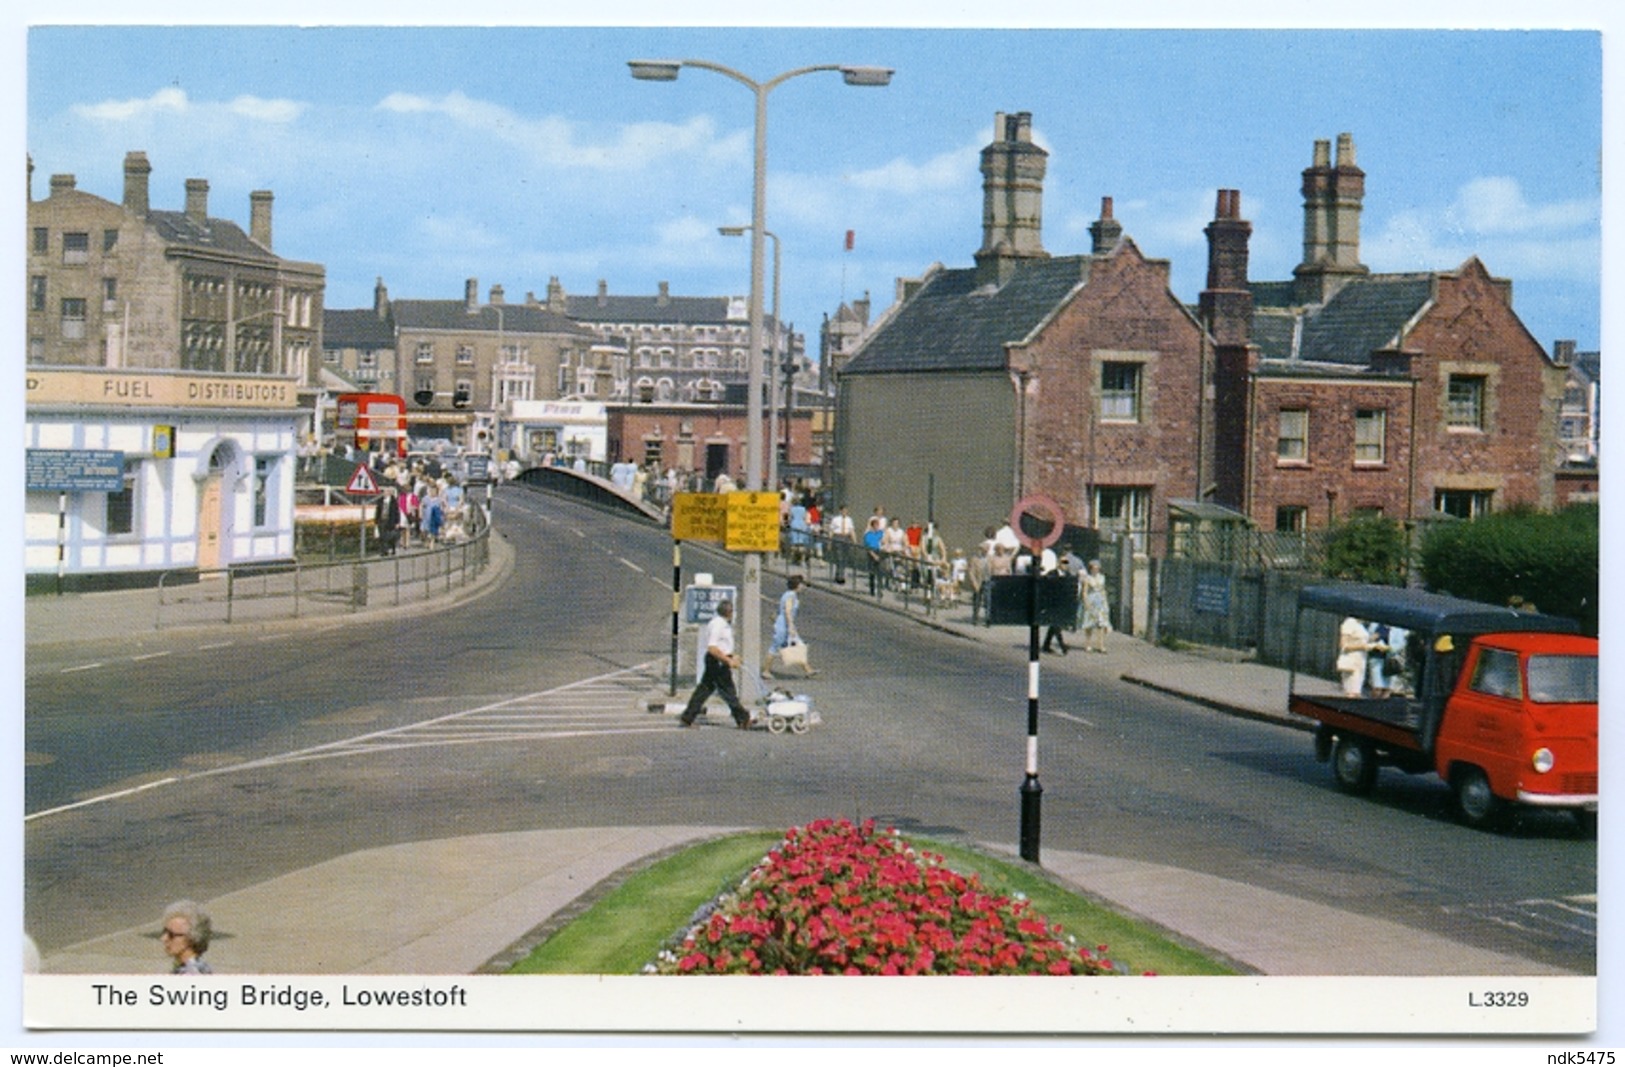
[27,449,125,492]
[1193,572,1232,615]
[683,584,739,625]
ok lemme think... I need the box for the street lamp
[632,57,892,700]
[718,224,782,492]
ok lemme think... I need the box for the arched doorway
[196,441,241,572]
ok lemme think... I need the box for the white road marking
[130,651,172,662]
[25,661,672,821]
[60,663,104,674]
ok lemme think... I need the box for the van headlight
[1531,748,1555,774]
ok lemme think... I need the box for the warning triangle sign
[347,463,381,495]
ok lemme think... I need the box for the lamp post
[632,58,892,700]
[718,224,781,492]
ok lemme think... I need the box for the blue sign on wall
[1194,572,1232,615]
[26,449,126,493]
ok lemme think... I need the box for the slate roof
[565,294,738,325]
[146,210,277,263]
[1250,274,1435,364]
[840,256,1090,376]
[323,309,395,349]
[392,300,599,340]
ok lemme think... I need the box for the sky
[16,10,1609,362]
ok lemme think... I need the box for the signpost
[1007,494,1065,864]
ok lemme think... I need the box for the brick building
[836,117,1569,559]
[836,113,1208,554]
[1203,135,1568,530]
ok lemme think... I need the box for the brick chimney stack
[184,178,209,223]
[1294,132,1368,304]
[249,190,273,249]
[50,174,76,195]
[373,277,390,320]
[123,152,151,216]
[465,278,479,314]
[975,110,1049,287]
[1201,188,1254,349]
[1089,196,1123,254]
[546,276,567,314]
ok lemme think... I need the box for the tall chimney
[657,281,670,306]
[1201,188,1254,348]
[489,284,505,305]
[123,151,151,216]
[1294,133,1367,304]
[184,178,209,223]
[546,276,567,314]
[1089,196,1123,254]
[50,174,76,196]
[596,279,608,308]
[373,277,390,320]
[975,110,1049,287]
[465,278,479,314]
[249,190,273,248]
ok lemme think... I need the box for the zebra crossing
[210,660,675,773]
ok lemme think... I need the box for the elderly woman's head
[160,900,212,960]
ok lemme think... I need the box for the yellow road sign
[671,493,727,543]
[725,491,781,552]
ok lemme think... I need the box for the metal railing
[154,517,492,630]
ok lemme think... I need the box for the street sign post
[1006,493,1066,864]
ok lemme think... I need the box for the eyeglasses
[160,928,187,941]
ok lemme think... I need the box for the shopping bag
[777,640,813,675]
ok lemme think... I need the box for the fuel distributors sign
[670,491,780,552]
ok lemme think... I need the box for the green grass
[508,831,784,974]
[506,830,1236,976]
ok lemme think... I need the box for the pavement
[25,529,1577,979]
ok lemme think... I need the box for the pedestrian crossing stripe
[347,463,380,495]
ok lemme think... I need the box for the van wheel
[1331,735,1378,795]
[1452,766,1504,830]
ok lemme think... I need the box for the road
[24,488,1597,973]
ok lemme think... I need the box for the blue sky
[17,11,1608,359]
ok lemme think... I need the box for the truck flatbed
[1290,693,1424,751]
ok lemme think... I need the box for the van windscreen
[1525,655,1598,704]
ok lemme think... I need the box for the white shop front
[25,368,302,587]
[504,400,608,464]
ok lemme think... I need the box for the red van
[1289,584,1598,832]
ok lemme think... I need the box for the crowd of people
[370,457,477,556]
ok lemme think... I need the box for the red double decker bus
[335,392,408,457]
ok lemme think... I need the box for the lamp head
[717,225,748,237]
[840,66,894,87]
[628,60,682,82]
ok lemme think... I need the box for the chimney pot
[1313,139,1331,168]
[1101,196,1114,220]
[1336,132,1356,167]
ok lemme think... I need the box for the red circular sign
[1009,494,1065,550]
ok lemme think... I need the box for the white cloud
[72,87,305,125]
[845,142,979,196]
[374,90,740,171]
[1365,177,1599,281]
[72,87,191,122]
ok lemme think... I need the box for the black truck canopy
[1298,583,1580,638]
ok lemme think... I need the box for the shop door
[705,443,729,482]
[197,473,223,571]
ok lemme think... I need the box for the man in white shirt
[678,600,753,728]
[827,506,857,584]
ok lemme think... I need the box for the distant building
[25,151,317,583]
[325,278,612,456]
[546,277,806,411]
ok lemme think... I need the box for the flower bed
[648,818,1146,976]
